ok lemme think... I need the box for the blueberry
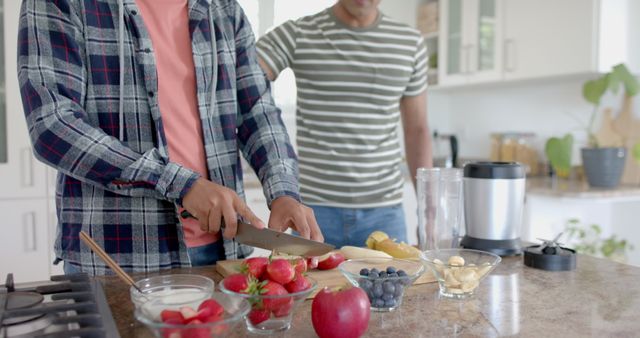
[360,268,369,276]
[382,281,395,294]
[369,271,379,279]
[373,298,385,308]
[382,293,394,301]
[373,282,384,297]
[359,278,373,290]
[386,266,397,274]
[379,271,388,278]
[400,277,411,286]
[394,284,404,297]
[388,272,398,278]
[370,268,380,275]
[397,270,407,277]
[384,299,397,308]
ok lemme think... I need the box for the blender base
[460,236,522,256]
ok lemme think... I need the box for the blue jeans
[310,204,407,248]
[187,240,225,266]
[63,261,82,275]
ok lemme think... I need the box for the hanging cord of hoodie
[118,0,125,142]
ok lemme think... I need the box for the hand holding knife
[180,210,334,257]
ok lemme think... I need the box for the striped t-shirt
[257,8,428,208]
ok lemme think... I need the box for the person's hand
[268,196,324,242]
[182,178,266,238]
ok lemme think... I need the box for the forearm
[401,91,433,188]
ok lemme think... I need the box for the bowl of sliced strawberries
[219,257,318,334]
[135,292,250,338]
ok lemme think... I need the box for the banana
[375,239,421,259]
[365,231,389,249]
[340,246,393,259]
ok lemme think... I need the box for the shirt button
[144,48,151,53]
[130,10,138,16]
[148,91,155,98]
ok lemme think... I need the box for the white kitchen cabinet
[503,0,596,81]
[0,0,48,200]
[438,0,503,86]
[436,0,639,88]
[0,199,53,282]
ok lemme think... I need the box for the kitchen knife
[180,211,334,256]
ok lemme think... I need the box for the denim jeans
[187,240,226,266]
[309,204,407,248]
[63,261,82,275]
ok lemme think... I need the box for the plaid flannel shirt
[17,0,299,275]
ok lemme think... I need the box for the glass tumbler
[416,167,463,251]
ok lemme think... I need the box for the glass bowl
[135,292,250,338]
[130,274,215,319]
[420,248,501,299]
[219,276,318,335]
[338,257,425,312]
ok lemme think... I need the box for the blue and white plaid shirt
[18,0,299,275]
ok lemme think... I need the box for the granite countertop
[526,176,640,200]
[97,254,640,337]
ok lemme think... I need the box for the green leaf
[606,71,621,94]
[583,77,608,105]
[613,64,639,96]
[545,134,573,176]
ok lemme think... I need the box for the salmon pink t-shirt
[136,0,218,247]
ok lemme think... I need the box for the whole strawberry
[222,273,252,293]
[266,258,295,284]
[284,272,312,293]
[241,257,269,279]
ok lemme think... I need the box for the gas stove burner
[0,273,121,338]
[3,291,45,325]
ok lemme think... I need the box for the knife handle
[180,210,229,232]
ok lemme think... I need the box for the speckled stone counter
[98,254,640,337]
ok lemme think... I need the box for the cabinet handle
[504,39,516,72]
[21,147,34,187]
[23,212,37,252]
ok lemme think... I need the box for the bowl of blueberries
[338,258,425,312]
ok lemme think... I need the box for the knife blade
[180,211,334,256]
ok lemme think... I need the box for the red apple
[317,252,345,270]
[312,286,370,338]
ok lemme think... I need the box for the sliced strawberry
[306,256,319,270]
[240,257,269,279]
[179,306,198,323]
[317,252,345,270]
[266,258,295,284]
[183,319,210,338]
[284,273,312,293]
[248,308,270,325]
[160,309,184,324]
[198,299,224,318]
[291,257,307,274]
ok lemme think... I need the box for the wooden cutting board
[216,259,436,299]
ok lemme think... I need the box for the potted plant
[565,219,633,264]
[581,64,639,188]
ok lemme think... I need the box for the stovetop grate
[0,273,121,338]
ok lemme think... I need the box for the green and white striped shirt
[257,8,428,208]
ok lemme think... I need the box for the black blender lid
[524,245,576,271]
[463,162,525,179]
